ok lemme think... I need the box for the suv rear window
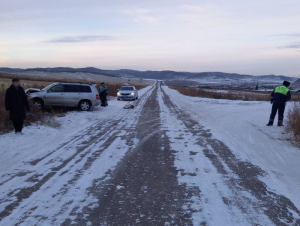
[64,85,92,93]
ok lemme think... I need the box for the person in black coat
[5,78,30,133]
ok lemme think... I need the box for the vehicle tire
[79,100,91,111]
[34,99,44,110]
[117,98,120,101]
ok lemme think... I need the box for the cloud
[176,4,231,26]
[279,42,300,49]
[122,8,157,24]
[281,33,300,37]
[46,35,115,43]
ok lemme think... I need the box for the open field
[171,86,300,102]
[0,71,153,86]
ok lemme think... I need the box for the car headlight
[131,92,135,95]
[117,92,121,96]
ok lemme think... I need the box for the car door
[64,85,82,106]
[45,84,65,106]
[134,87,138,98]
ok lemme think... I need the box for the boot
[278,121,284,127]
[267,118,274,126]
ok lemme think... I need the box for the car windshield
[120,86,134,91]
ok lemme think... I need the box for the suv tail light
[96,94,100,100]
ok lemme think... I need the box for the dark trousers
[100,94,108,106]
[12,120,24,133]
[268,102,286,125]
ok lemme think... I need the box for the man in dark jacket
[5,78,30,133]
[267,81,291,126]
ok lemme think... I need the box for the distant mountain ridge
[291,78,300,90]
[0,67,297,82]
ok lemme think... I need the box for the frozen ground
[0,82,299,226]
[162,85,300,210]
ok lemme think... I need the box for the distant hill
[0,67,297,82]
[291,78,300,90]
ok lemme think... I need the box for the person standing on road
[267,81,291,127]
[5,78,30,133]
[99,82,108,107]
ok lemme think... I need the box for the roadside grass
[172,87,300,102]
[0,72,153,86]
[0,90,45,134]
[286,103,300,145]
[0,83,63,134]
[0,73,147,98]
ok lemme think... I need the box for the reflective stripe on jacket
[274,86,290,95]
[271,85,291,103]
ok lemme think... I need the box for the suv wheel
[34,99,43,110]
[79,100,91,111]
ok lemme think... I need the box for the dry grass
[0,83,55,134]
[286,103,300,144]
[172,87,300,102]
[0,72,153,86]
[173,87,271,101]
[0,90,45,134]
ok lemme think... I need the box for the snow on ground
[0,86,153,225]
[0,86,152,174]
[157,86,258,225]
[162,85,300,211]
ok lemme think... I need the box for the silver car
[28,82,100,111]
[117,86,138,101]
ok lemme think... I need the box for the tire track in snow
[66,85,195,226]
[0,86,155,225]
[160,83,300,226]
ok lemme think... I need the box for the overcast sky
[0,0,300,76]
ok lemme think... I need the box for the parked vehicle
[28,82,100,111]
[117,86,138,101]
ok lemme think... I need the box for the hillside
[292,78,300,90]
[0,67,297,82]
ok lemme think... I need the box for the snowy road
[0,82,300,226]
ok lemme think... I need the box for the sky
[0,0,300,76]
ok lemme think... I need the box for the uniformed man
[99,82,108,107]
[267,81,291,126]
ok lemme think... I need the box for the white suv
[28,82,100,111]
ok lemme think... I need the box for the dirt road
[0,83,299,226]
